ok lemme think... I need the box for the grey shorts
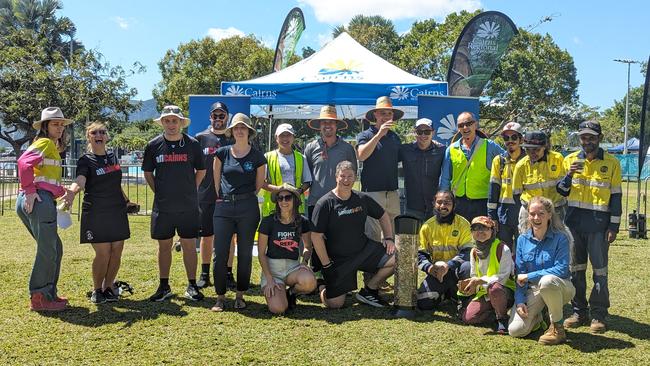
[260,258,311,288]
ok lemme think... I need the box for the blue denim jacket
[514,229,571,305]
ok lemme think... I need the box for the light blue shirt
[439,137,505,192]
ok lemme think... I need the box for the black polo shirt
[398,141,445,217]
[356,126,401,192]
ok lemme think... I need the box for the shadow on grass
[607,314,650,341]
[567,331,634,352]
[40,297,188,328]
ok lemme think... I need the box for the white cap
[275,123,295,136]
[502,122,523,135]
[415,118,433,129]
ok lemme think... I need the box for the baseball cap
[521,130,548,148]
[470,216,496,230]
[502,122,523,135]
[415,118,433,129]
[275,123,295,136]
[210,102,229,114]
[578,120,602,136]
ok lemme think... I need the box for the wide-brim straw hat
[225,112,256,138]
[32,107,74,130]
[154,105,191,128]
[271,183,301,203]
[308,105,348,130]
[365,96,404,122]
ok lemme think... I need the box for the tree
[301,46,315,59]
[600,85,644,143]
[480,30,581,134]
[153,35,274,111]
[332,15,400,62]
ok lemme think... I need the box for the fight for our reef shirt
[258,215,310,260]
[142,133,205,212]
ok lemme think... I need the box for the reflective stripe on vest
[262,150,305,216]
[564,151,621,214]
[473,239,515,300]
[567,200,610,212]
[450,139,489,199]
[40,158,62,167]
[34,176,61,185]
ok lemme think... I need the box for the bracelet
[383,237,394,242]
[322,261,333,269]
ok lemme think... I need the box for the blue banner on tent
[417,95,480,145]
[187,95,251,136]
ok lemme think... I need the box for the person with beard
[458,216,514,334]
[557,120,622,334]
[195,102,236,290]
[439,112,505,222]
[304,106,357,278]
[509,196,574,345]
[512,131,567,232]
[398,118,445,222]
[487,122,525,250]
[416,190,473,311]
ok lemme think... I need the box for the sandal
[234,297,247,309]
[211,298,226,312]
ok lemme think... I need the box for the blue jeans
[16,190,63,300]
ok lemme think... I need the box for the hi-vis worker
[439,112,505,222]
[557,120,622,334]
[262,123,312,216]
[487,122,525,250]
[512,130,566,232]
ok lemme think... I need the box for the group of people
[16,96,622,346]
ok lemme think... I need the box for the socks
[201,263,210,276]
[227,266,233,275]
[160,278,169,288]
[189,279,197,286]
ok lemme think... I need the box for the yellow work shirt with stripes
[562,150,622,214]
[512,151,566,207]
[419,214,473,262]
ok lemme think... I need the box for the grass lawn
[1,212,649,366]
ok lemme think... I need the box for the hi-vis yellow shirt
[419,214,473,262]
[512,150,566,207]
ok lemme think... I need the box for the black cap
[521,130,548,148]
[578,120,602,136]
[210,102,229,114]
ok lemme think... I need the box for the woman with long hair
[211,113,266,311]
[258,183,316,314]
[16,107,75,312]
[68,122,130,304]
[509,196,575,345]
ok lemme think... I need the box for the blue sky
[61,0,649,111]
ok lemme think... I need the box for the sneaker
[563,313,589,328]
[30,292,66,312]
[590,319,607,334]
[196,274,212,289]
[538,323,566,345]
[496,318,509,335]
[103,287,119,302]
[149,286,172,302]
[355,287,389,308]
[184,284,205,301]
[226,272,236,290]
[91,289,106,304]
[286,289,297,310]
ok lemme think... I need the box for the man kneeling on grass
[310,160,396,308]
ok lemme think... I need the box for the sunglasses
[502,134,520,142]
[457,120,476,129]
[277,194,294,202]
[471,225,491,232]
[90,130,107,136]
[212,113,226,119]
[162,106,181,114]
[415,129,432,136]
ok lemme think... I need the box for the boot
[30,292,66,312]
[590,319,607,334]
[538,322,566,345]
[563,313,589,328]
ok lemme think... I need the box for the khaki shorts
[260,258,309,288]
[364,190,400,242]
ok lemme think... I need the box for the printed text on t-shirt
[155,153,188,163]
[337,206,363,216]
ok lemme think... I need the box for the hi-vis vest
[513,150,566,207]
[450,138,490,199]
[27,138,63,186]
[563,151,622,220]
[472,239,515,300]
[262,150,305,216]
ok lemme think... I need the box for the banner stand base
[394,306,416,319]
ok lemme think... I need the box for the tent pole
[268,105,273,152]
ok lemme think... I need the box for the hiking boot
[90,289,106,304]
[590,319,607,334]
[563,313,589,328]
[149,286,172,302]
[184,284,205,301]
[226,272,236,290]
[355,287,389,308]
[103,287,119,302]
[30,292,66,312]
[196,273,212,289]
[538,323,566,345]
[496,318,509,335]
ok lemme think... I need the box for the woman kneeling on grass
[509,196,575,345]
[258,183,316,314]
[68,122,130,304]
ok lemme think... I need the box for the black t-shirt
[215,146,266,196]
[356,126,401,192]
[195,128,232,203]
[76,152,125,210]
[142,133,205,212]
[258,214,311,260]
[311,190,384,259]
